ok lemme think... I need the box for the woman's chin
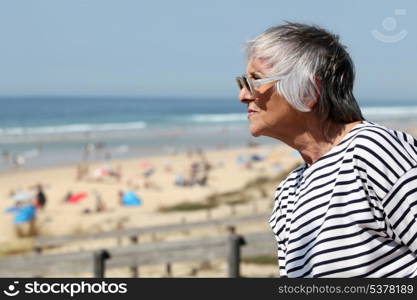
[249,126,262,137]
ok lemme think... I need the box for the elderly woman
[237,22,417,277]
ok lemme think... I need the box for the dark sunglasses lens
[236,76,253,95]
[236,78,244,90]
[243,77,253,95]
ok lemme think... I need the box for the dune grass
[242,255,277,265]
[158,164,301,213]
[0,239,33,257]
[158,201,218,212]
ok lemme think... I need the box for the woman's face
[239,57,302,139]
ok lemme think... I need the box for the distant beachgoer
[91,164,121,182]
[196,148,211,171]
[174,152,211,187]
[76,164,89,181]
[93,190,106,212]
[142,167,155,178]
[63,191,73,203]
[189,150,211,186]
[35,184,47,210]
[193,162,209,186]
[12,155,25,167]
[238,22,417,277]
[174,175,188,186]
[247,140,259,148]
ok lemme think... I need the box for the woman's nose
[238,87,253,104]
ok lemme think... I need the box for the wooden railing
[33,213,270,253]
[0,231,277,278]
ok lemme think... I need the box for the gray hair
[246,22,363,123]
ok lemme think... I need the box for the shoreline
[0,138,280,174]
[1,117,415,173]
[0,122,280,172]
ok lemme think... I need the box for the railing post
[206,207,212,220]
[165,263,172,277]
[227,226,246,278]
[129,235,139,277]
[93,249,110,278]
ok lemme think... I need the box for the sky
[0,0,416,102]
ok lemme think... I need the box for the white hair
[245,22,363,123]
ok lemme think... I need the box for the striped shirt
[269,121,417,277]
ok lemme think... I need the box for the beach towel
[68,193,87,203]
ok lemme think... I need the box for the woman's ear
[305,98,317,109]
[305,75,321,109]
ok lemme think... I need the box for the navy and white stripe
[269,121,417,277]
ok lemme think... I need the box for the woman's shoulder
[350,121,417,160]
[351,121,404,141]
[348,121,417,180]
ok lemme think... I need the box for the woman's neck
[284,119,362,166]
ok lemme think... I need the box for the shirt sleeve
[382,165,417,255]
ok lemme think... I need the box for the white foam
[189,107,417,123]
[190,113,246,123]
[362,106,417,118]
[0,122,147,136]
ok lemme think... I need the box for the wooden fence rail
[0,231,277,278]
[33,213,270,252]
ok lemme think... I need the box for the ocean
[0,96,416,171]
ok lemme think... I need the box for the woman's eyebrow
[249,71,264,77]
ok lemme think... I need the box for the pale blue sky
[0,0,416,102]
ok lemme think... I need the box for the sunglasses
[235,75,285,97]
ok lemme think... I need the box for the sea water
[0,96,416,170]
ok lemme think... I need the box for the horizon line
[0,95,415,103]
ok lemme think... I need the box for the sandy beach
[0,143,302,277]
